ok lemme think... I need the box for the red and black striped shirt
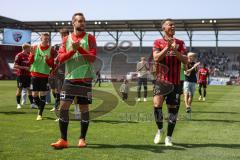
[198,68,209,84]
[153,38,186,85]
[14,51,31,77]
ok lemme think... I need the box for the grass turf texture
[0,80,239,160]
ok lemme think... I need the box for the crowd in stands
[197,50,239,77]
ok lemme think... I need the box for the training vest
[180,63,185,81]
[30,45,51,74]
[65,33,95,79]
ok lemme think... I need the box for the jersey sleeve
[179,41,187,55]
[153,40,161,52]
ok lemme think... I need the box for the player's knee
[137,86,141,91]
[39,96,46,106]
[81,111,90,121]
[16,89,21,95]
[33,96,41,106]
[80,105,89,112]
[59,101,71,110]
[153,101,161,107]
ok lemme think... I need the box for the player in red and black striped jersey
[152,18,187,146]
[14,43,37,109]
[198,63,209,101]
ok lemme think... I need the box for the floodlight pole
[106,30,119,46]
[133,31,144,53]
[116,31,119,46]
[214,29,219,55]
[0,31,3,44]
[186,30,193,51]
[184,22,193,51]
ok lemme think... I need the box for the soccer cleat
[203,97,206,101]
[198,96,202,101]
[154,129,163,144]
[186,107,192,113]
[143,98,147,102]
[165,136,173,146]
[17,104,22,109]
[36,115,43,121]
[78,139,87,148]
[50,108,56,112]
[55,118,59,122]
[137,98,141,102]
[30,103,38,109]
[51,139,68,149]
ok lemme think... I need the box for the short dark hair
[161,18,174,27]
[41,32,49,36]
[72,12,85,23]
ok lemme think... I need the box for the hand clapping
[72,41,80,51]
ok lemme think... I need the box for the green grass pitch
[0,80,239,160]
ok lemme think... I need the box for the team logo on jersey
[12,31,23,42]
[166,51,176,56]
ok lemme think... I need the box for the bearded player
[51,12,97,149]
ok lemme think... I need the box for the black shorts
[49,76,64,91]
[153,84,181,106]
[60,80,92,105]
[49,77,56,89]
[198,82,207,88]
[30,77,49,91]
[17,76,31,88]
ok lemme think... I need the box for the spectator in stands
[136,57,149,102]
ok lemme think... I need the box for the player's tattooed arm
[153,40,170,62]
[153,47,169,62]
